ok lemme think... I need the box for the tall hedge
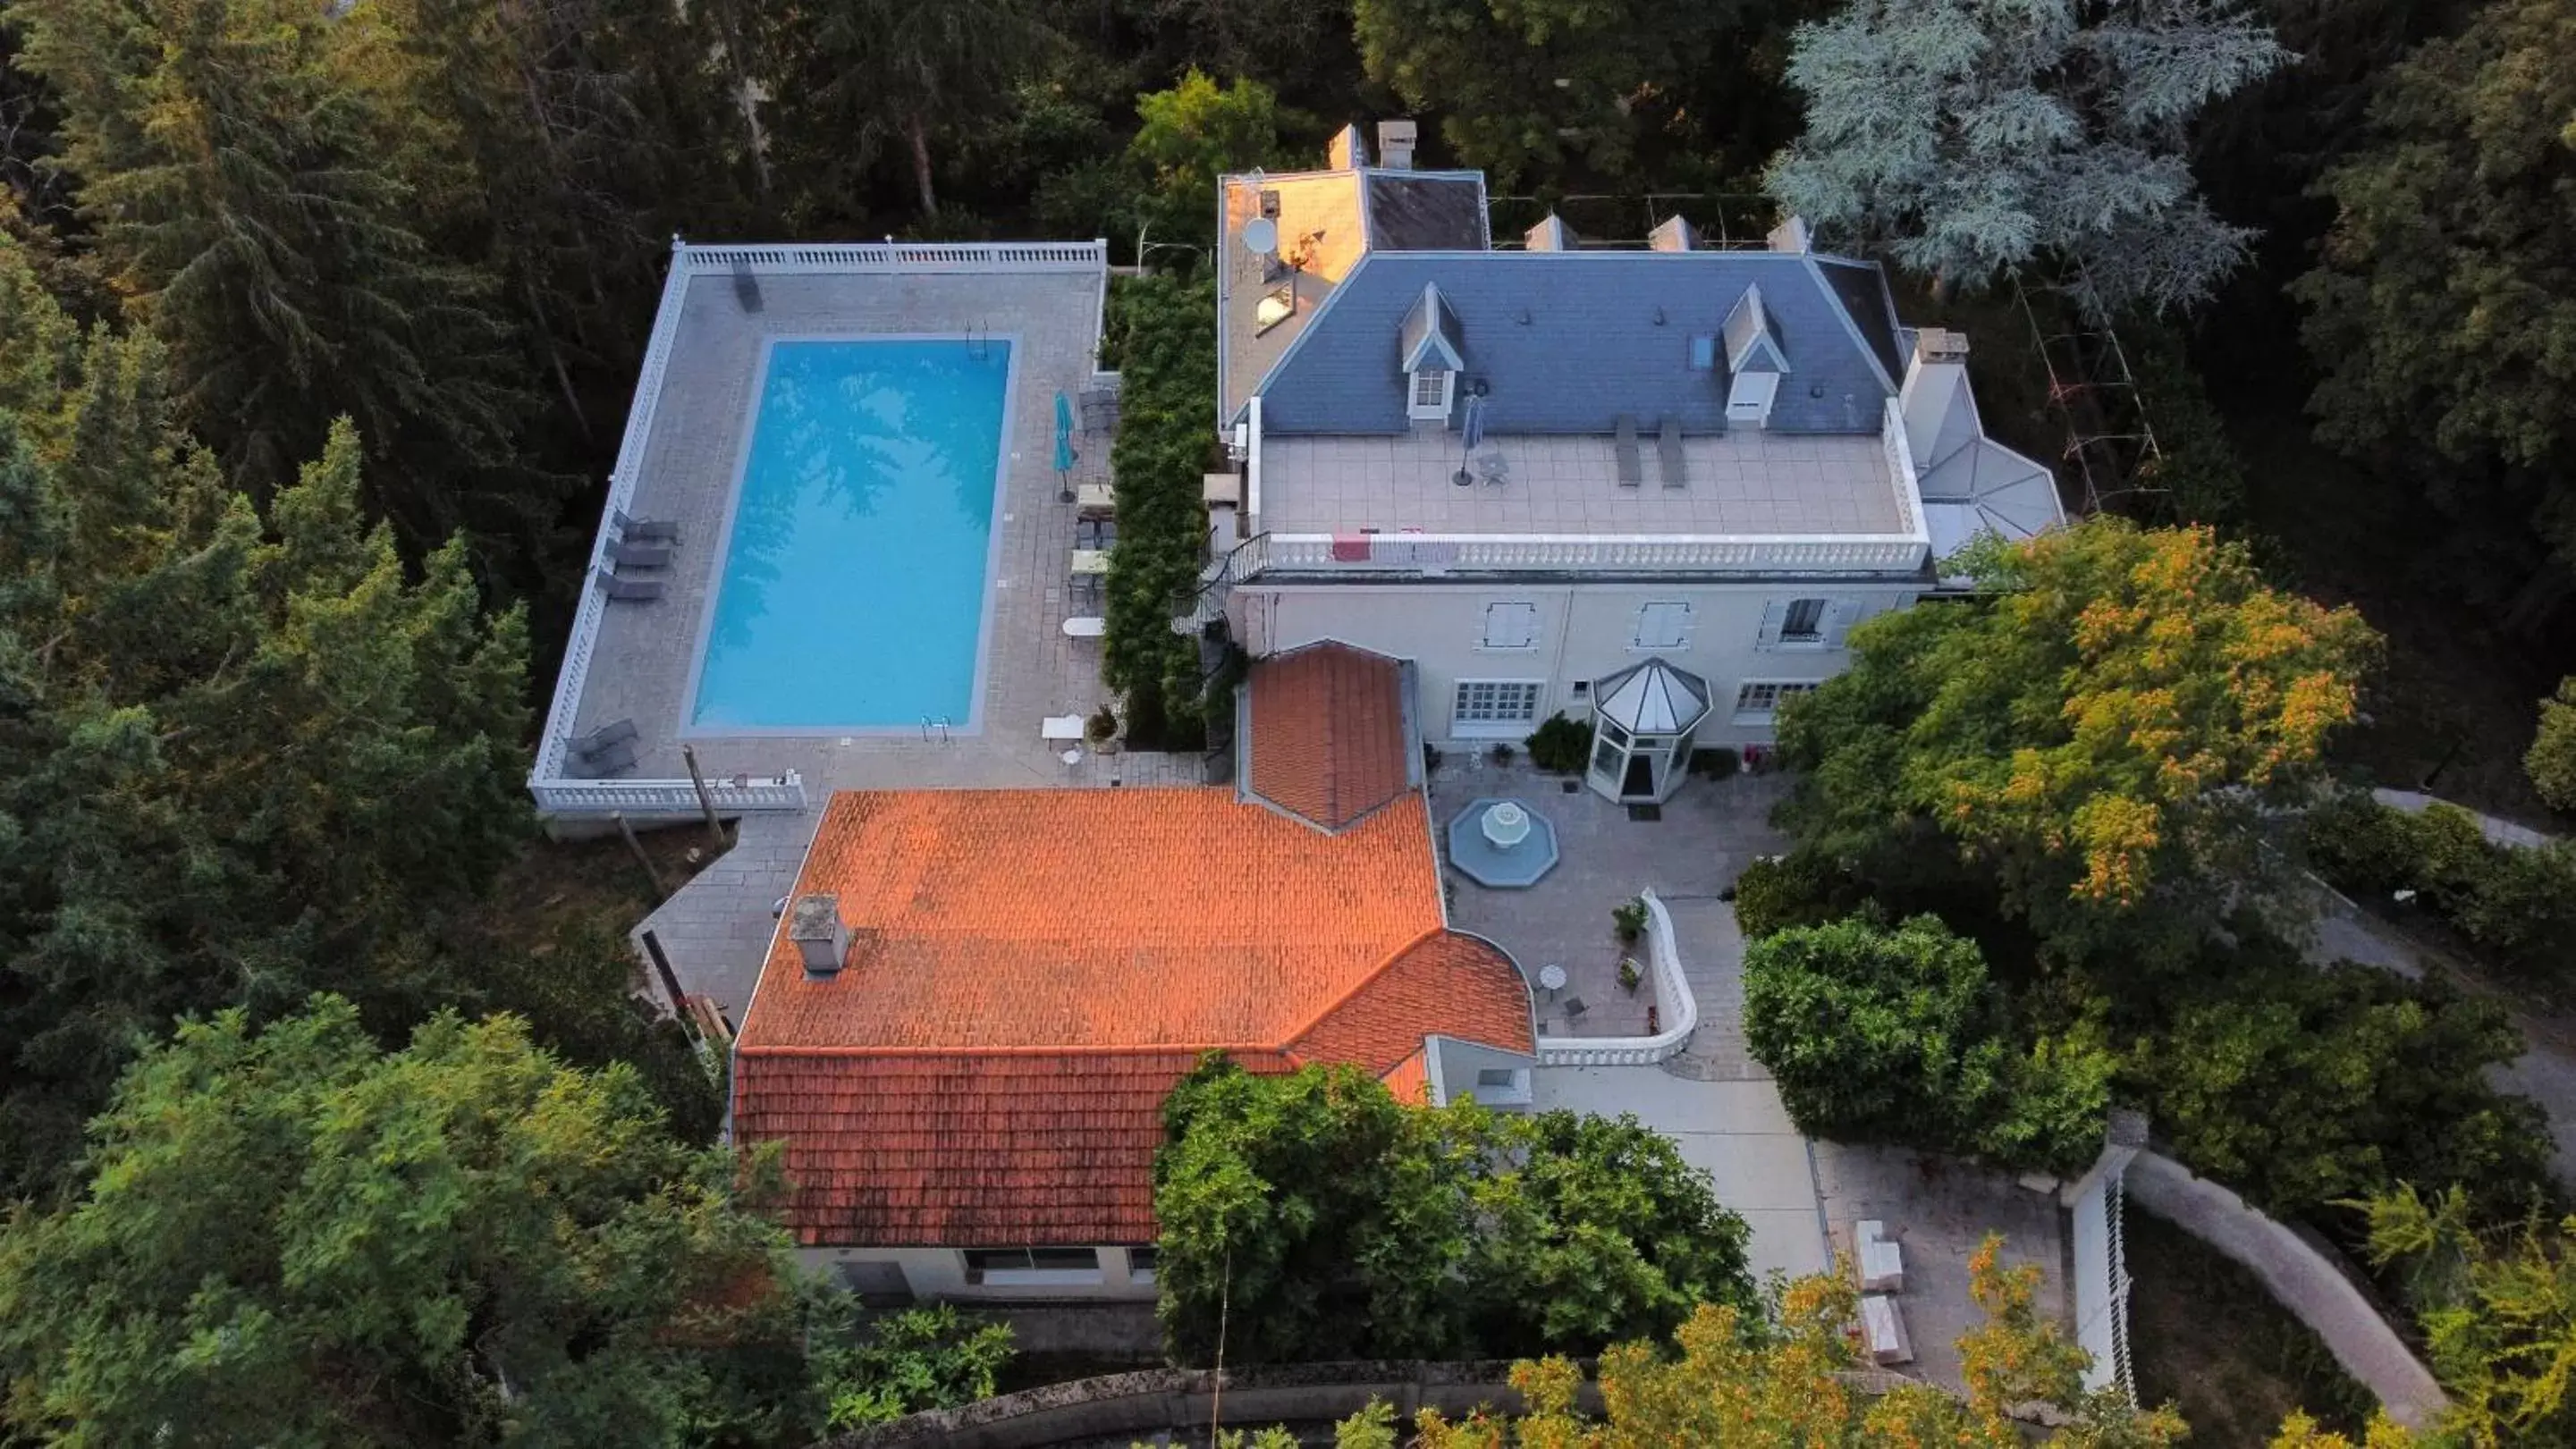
[1102,274,1218,747]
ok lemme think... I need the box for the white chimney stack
[1766,215,1812,254]
[790,894,849,980]
[1901,328,1974,468]
[1327,122,1367,171]
[1647,215,1697,253]
[1524,214,1577,251]
[1376,119,1417,171]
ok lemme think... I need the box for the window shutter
[1755,599,1787,649]
[1483,602,1537,649]
[1634,602,1692,649]
[1823,597,1862,648]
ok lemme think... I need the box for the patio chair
[612,510,681,543]
[574,719,639,757]
[1658,417,1686,488]
[592,568,664,602]
[1475,448,1511,486]
[606,541,672,569]
[566,737,638,777]
[1613,415,1643,487]
[1562,996,1588,1025]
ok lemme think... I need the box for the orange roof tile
[1246,641,1412,832]
[731,787,1532,1248]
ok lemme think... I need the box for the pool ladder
[919,715,953,744]
[964,324,992,362]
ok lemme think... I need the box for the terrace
[532,240,1202,822]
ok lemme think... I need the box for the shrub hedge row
[2305,791,2576,987]
[1101,274,1219,748]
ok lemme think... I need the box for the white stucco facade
[1230,577,1925,753]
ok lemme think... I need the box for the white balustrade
[676,241,1107,274]
[1533,890,1699,1067]
[1246,531,1929,577]
[529,772,807,815]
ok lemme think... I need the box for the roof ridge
[737,1041,1267,1058]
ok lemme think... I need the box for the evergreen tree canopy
[0,996,817,1446]
[7,0,551,556]
[1767,0,2285,316]
[2293,0,2576,560]
[0,235,534,1193]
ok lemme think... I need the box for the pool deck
[564,264,1190,798]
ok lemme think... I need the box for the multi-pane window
[962,1247,1100,1283]
[1455,680,1543,729]
[1481,601,1539,649]
[1781,598,1829,643]
[1413,367,1450,409]
[1735,681,1820,719]
[1126,1246,1160,1284]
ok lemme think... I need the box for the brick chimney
[790,894,849,980]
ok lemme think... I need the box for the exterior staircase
[1170,534,1264,636]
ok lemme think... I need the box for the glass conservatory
[1586,658,1711,805]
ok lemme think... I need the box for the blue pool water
[689,338,1012,730]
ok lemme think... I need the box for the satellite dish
[1242,217,1280,255]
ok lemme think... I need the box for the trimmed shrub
[2528,677,2576,813]
[2306,791,2576,986]
[1524,712,1589,773]
[1729,852,1858,939]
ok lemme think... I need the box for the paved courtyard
[1430,757,1790,1044]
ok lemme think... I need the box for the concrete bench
[1862,1293,1913,1365]
[1856,1219,1905,1293]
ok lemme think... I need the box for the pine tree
[10,0,549,557]
[1766,0,2286,316]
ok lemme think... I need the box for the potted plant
[1611,897,1646,945]
[1489,742,1516,766]
[1085,703,1120,754]
[1618,956,1643,995]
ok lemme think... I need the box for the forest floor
[2125,1203,2377,1445]
[476,822,731,982]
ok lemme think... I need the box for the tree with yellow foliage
[1778,519,2378,971]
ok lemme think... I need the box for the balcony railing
[1533,890,1698,1067]
[529,773,808,816]
[676,241,1107,274]
[1243,531,1930,577]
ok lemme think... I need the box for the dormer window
[1721,284,1790,429]
[1410,366,1454,418]
[1399,282,1465,423]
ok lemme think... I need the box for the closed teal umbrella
[1053,392,1078,474]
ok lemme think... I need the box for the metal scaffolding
[2014,266,2165,517]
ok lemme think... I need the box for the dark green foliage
[2527,678,2576,813]
[1153,1057,1755,1366]
[2127,326,2250,532]
[1101,274,1217,746]
[1743,915,2111,1174]
[2133,964,2552,1220]
[1611,897,1646,944]
[1524,712,1589,772]
[2305,791,2576,987]
[815,1305,1015,1430]
[0,996,823,1446]
[1728,851,1860,940]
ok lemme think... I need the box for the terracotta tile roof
[731,787,1533,1248]
[1245,641,1413,832]
[1290,930,1534,1075]
[1379,1049,1432,1106]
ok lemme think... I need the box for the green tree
[814,1304,1015,1430]
[0,996,821,1446]
[1130,70,1299,245]
[2135,965,2551,1219]
[1102,273,1217,745]
[2528,678,2576,813]
[1744,914,2110,1173]
[0,237,534,1192]
[1766,0,2286,316]
[2292,0,2576,564]
[1354,0,1734,189]
[8,0,550,556]
[2363,1184,2576,1447]
[1154,1057,1755,1365]
[762,0,1052,217]
[1777,520,2378,972]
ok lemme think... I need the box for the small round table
[1537,964,1568,998]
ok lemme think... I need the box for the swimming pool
[688,337,1014,732]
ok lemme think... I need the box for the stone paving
[1429,756,1790,1049]
[631,812,818,1025]
[562,264,1195,797]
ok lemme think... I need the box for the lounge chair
[566,737,638,777]
[1041,714,1086,743]
[593,568,664,602]
[612,510,681,543]
[1613,415,1643,487]
[1657,417,1686,489]
[1061,616,1106,638]
[606,541,671,569]
[575,719,639,757]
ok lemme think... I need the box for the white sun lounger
[1041,715,1086,742]
[1061,616,1106,638]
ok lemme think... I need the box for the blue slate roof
[1251,250,1903,436]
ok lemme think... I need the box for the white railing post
[1533,889,1699,1066]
